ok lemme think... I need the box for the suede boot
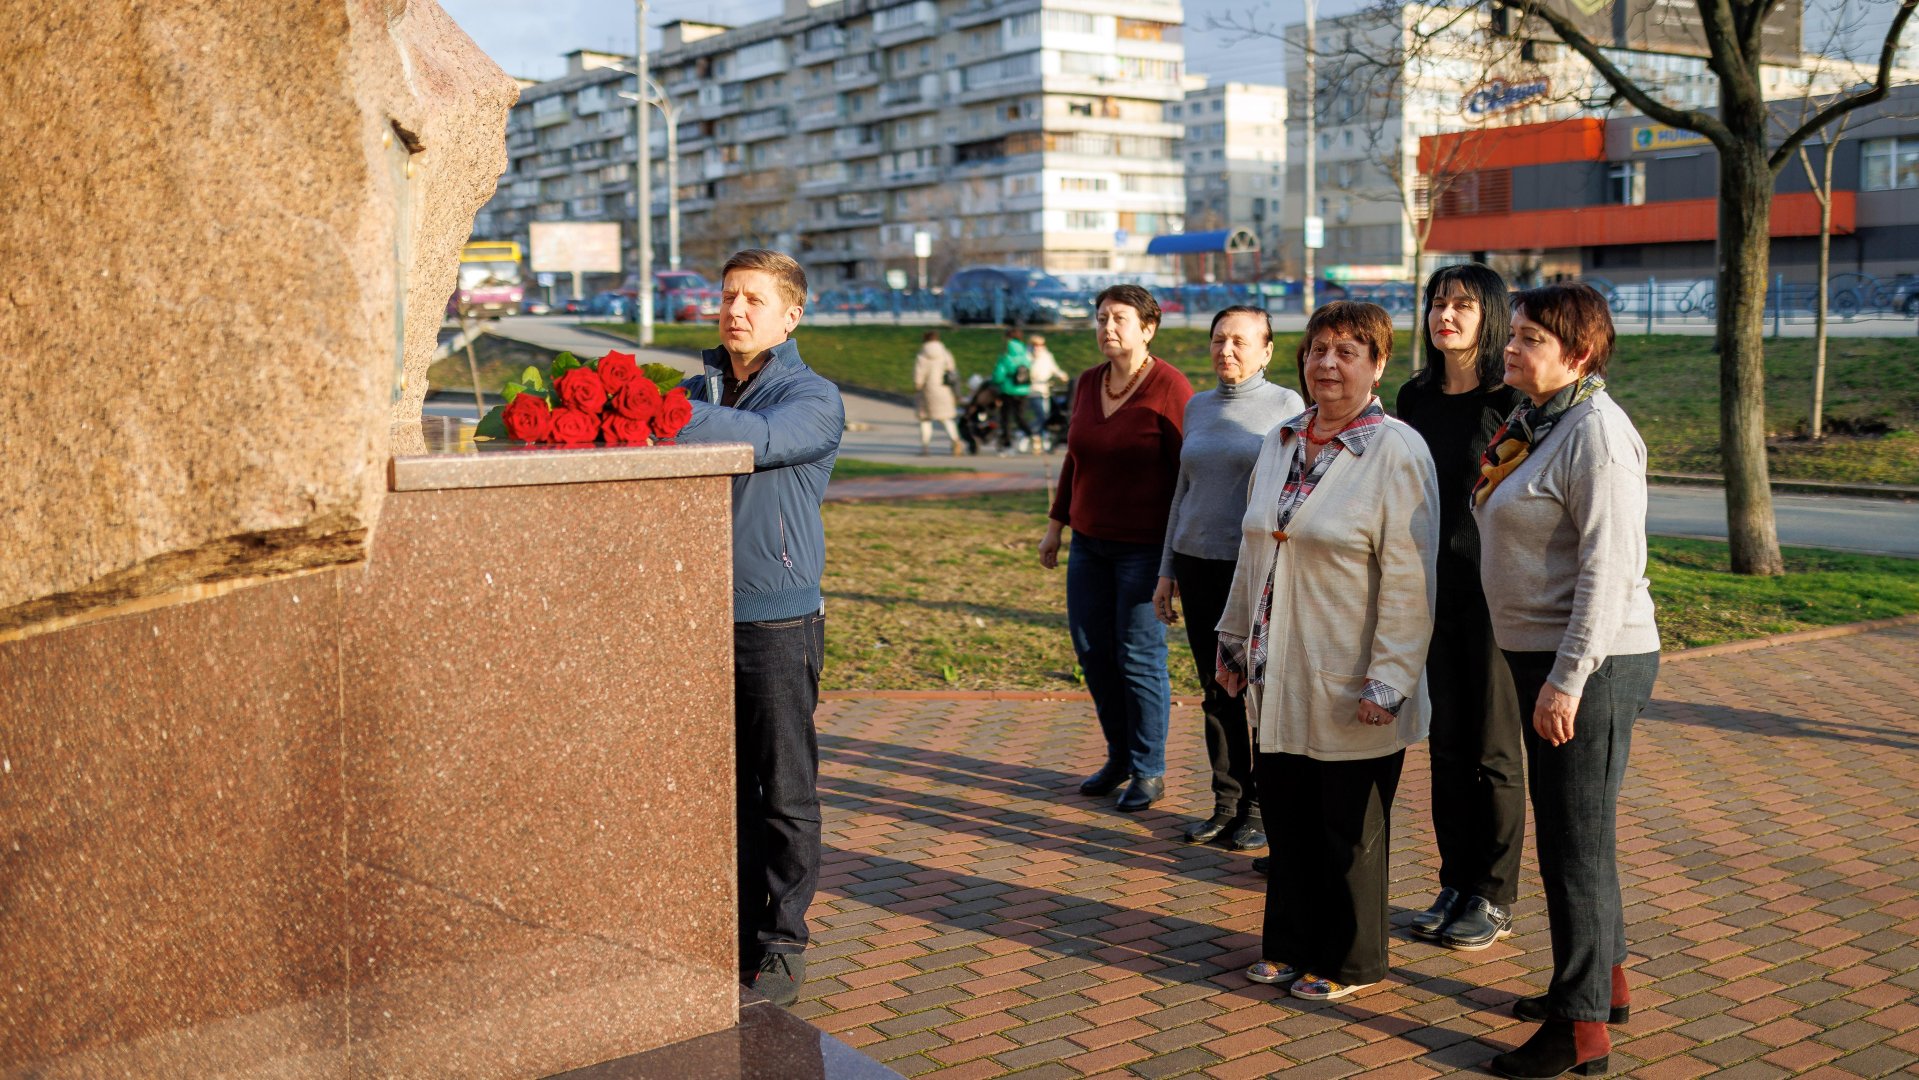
[1489,1018,1610,1078]
[1514,964,1630,1024]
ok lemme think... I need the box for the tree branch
[1771,0,1919,171]
[1514,0,1730,142]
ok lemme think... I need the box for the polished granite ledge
[389,416,752,492]
[547,989,904,1080]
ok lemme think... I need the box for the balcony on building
[800,163,850,195]
[874,1,939,46]
[833,54,881,89]
[947,0,1038,31]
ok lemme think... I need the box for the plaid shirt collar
[1279,397,1387,455]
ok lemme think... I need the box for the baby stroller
[958,382,1007,455]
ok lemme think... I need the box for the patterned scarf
[1470,375,1605,510]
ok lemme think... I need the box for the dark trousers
[1427,589,1525,903]
[1257,749,1404,985]
[998,392,1034,447]
[1505,649,1659,1023]
[736,612,826,967]
[1171,552,1258,822]
[1066,535,1170,778]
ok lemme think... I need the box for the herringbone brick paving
[790,623,1919,1078]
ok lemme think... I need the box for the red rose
[500,393,553,442]
[655,386,694,439]
[601,412,652,445]
[611,377,663,422]
[555,366,608,414]
[548,406,600,444]
[597,350,641,392]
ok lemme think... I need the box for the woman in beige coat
[913,330,962,455]
[1216,301,1439,1002]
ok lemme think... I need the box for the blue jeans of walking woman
[1505,649,1659,1023]
[1067,534,1170,779]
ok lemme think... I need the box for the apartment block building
[472,0,1190,290]
[1176,81,1288,265]
[1274,4,1915,283]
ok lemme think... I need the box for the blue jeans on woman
[1066,534,1170,779]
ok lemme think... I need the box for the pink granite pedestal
[1,424,753,1079]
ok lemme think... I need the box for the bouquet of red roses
[474,349,694,446]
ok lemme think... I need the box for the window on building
[1607,161,1646,205]
[1862,135,1919,190]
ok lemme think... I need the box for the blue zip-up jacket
[674,338,845,622]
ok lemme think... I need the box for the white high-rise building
[1176,81,1288,266]
[474,0,1191,290]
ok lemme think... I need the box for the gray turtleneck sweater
[1159,372,1307,577]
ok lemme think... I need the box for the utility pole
[1302,0,1319,316]
[634,0,655,344]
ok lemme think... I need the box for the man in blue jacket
[673,249,844,1007]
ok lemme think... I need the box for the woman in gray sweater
[1151,306,1304,852]
[1474,283,1659,1080]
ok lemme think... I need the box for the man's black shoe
[1115,774,1164,812]
[1408,887,1462,940]
[1225,820,1267,851]
[1184,810,1234,843]
[1441,896,1514,951]
[1252,855,1271,875]
[748,952,806,1007]
[1078,763,1131,797]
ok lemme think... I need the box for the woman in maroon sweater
[1038,284,1195,811]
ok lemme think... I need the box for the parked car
[586,291,633,319]
[942,267,1091,325]
[1885,274,1919,316]
[519,296,552,315]
[617,271,722,321]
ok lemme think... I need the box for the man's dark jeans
[1505,649,1659,1023]
[736,611,826,968]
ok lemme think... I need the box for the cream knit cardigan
[1217,416,1441,760]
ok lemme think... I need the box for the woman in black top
[1395,263,1526,952]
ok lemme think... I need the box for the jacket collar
[703,337,803,381]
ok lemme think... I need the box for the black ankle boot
[1489,1019,1610,1079]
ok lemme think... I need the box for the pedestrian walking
[991,329,1035,453]
[1038,285,1194,813]
[1396,263,1529,952]
[1027,333,1064,443]
[912,329,962,455]
[1152,306,1303,853]
[1216,301,1439,1003]
[1475,282,1659,1080]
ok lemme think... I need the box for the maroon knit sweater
[1049,358,1194,545]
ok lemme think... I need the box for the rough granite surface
[0,0,517,634]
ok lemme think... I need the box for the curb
[820,614,1919,700]
[1649,471,1919,501]
[1661,611,1919,662]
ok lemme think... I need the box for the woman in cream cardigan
[1216,300,1439,1002]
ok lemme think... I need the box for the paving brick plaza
[792,621,1919,1078]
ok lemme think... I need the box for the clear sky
[435,0,1357,85]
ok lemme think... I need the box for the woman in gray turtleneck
[1151,306,1305,853]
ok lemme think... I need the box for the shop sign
[1462,77,1552,118]
[1631,124,1711,152]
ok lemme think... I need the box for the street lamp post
[634,0,654,345]
[1302,0,1318,316]
[617,75,682,273]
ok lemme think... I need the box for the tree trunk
[1716,140,1786,575]
[1811,187,1830,439]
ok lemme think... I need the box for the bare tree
[1790,106,1850,439]
[1489,0,1917,574]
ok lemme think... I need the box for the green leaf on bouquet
[502,381,524,404]
[550,352,583,378]
[643,362,686,394]
[473,405,508,440]
[519,366,547,392]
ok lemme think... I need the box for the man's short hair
[722,248,808,309]
[1513,283,1615,377]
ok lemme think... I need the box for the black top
[1395,377,1525,594]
